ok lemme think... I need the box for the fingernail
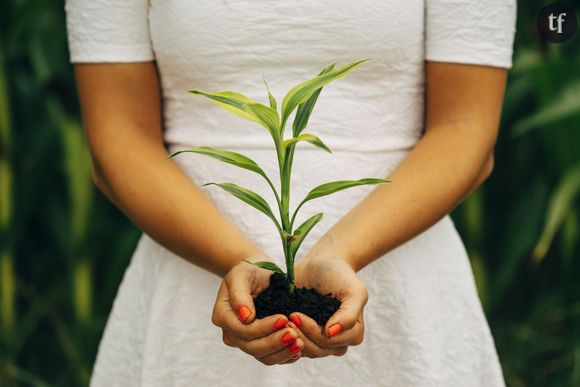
[328,323,342,337]
[289,314,302,327]
[273,317,288,329]
[281,331,296,344]
[288,342,301,353]
[237,305,251,323]
[291,354,301,360]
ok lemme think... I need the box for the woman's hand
[289,253,368,358]
[212,259,304,365]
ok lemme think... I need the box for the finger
[257,337,304,366]
[225,269,259,324]
[222,311,289,341]
[230,327,299,359]
[286,319,348,358]
[284,352,302,364]
[290,312,365,348]
[213,282,289,340]
[221,327,299,350]
[221,328,305,363]
[324,285,368,337]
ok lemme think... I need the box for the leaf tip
[188,89,209,97]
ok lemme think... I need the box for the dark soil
[254,272,340,327]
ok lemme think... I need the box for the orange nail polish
[288,342,301,353]
[237,305,251,323]
[274,317,287,329]
[328,323,342,337]
[289,314,302,327]
[281,331,296,344]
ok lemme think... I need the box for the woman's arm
[75,63,265,277]
[78,63,305,363]
[307,61,507,271]
[286,62,506,350]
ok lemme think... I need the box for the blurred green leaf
[533,163,580,262]
[0,251,15,334]
[510,48,543,75]
[512,81,580,136]
[487,179,546,310]
[0,160,12,232]
[470,253,488,309]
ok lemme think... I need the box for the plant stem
[282,239,295,293]
[281,144,299,292]
[276,124,299,293]
[280,152,291,289]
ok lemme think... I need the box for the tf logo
[537,3,578,43]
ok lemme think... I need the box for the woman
[66,0,516,385]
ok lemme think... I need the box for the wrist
[227,245,268,271]
[307,235,359,271]
[240,248,268,262]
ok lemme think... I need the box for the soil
[254,272,340,327]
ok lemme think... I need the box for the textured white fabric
[65,0,516,386]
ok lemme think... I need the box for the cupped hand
[289,253,368,358]
[212,258,304,365]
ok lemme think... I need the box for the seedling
[170,59,389,294]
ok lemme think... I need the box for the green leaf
[245,103,280,138]
[532,163,580,262]
[189,90,281,142]
[281,59,370,129]
[291,178,389,228]
[203,182,281,231]
[512,81,580,137]
[292,63,336,137]
[263,76,277,110]
[302,178,389,203]
[290,213,323,257]
[188,90,260,123]
[243,259,285,274]
[169,146,268,178]
[283,133,332,153]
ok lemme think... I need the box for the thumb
[324,287,368,337]
[226,271,257,325]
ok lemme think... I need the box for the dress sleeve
[65,0,154,63]
[425,0,516,68]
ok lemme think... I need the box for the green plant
[169,59,389,293]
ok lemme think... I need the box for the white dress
[65,0,516,385]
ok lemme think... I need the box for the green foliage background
[1,1,579,385]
